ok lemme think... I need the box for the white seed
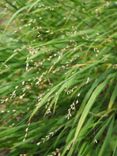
[94,139,98,143]
[25,128,29,132]
[37,142,41,146]
[22,81,25,85]
[24,133,28,138]
[76,100,79,104]
[86,77,90,84]
[15,86,18,89]
[77,93,80,97]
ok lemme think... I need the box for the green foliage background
[0,0,117,155]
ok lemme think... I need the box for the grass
[0,0,117,155]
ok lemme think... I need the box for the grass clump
[0,0,117,155]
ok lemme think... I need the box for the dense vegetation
[0,0,117,155]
